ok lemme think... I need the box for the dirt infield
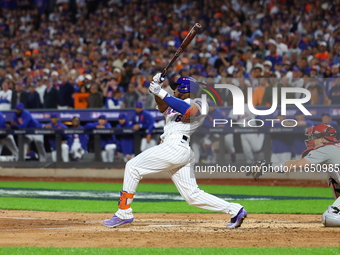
[0,210,339,248]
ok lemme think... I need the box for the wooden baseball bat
[161,23,202,79]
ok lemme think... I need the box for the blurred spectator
[11,82,27,109]
[0,0,340,112]
[315,42,329,61]
[105,87,123,109]
[43,78,59,108]
[265,39,283,71]
[36,78,46,106]
[306,79,329,105]
[113,53,127,69]
[116,113,134,162]
[51,71,61,89]
[87,84,103,108]
[137,80,156,109]
[252,78,267,106]
[132,101,156,152]
[25,84,41,109]
[276,34,288,55]
[11,103,46,162]
[69,117,89,161]
[84,115,116,162]
[0,81,12,110]
[43,113,70,162]
[329,79,340,105]
[0,67,6,85]
[122,82,139,108]
[325,64,340,95]
[0,112,19,161]
[291,66,304,98]
[58,75,75,109]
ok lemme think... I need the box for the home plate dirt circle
[1,210,340,248]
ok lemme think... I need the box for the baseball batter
[103,74,247,229]
[250,124,340,226]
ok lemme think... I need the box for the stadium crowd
[0,0,340,111]
[0,0,340,163]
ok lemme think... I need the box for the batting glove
[153,73,165,83]
[246,160,271,180]
[149,81,167,99]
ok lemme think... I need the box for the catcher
[248,124,340,227]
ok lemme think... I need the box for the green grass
[0,247,339,255]
[0,181,334,214]
[0,181,334,198]
[0,197,333,214]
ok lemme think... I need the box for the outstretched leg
[168,152,247,228]
[104,140,191,227]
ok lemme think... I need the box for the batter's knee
[124,158,142,181]
[125,158,140,174]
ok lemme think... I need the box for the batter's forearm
[155,96,168,112]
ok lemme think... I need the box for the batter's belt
[162,134,190,142]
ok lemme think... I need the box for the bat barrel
[161,23,202,79]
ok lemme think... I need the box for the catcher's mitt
[246,160,271,180]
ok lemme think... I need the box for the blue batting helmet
[170,76,200,94]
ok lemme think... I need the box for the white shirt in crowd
[0,89,12,110]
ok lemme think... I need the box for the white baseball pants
[0,135,19,161]
[115,136,243,219]
[101,144,116,162]
[24,135,47,162]
[51,143,69,162]
[224,134,236,154]
[241,134,264,164]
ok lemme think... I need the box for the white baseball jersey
[115,96,244,220]
[161,98,206,139]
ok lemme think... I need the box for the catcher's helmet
[170,76,200,94]
[305,124,339,143]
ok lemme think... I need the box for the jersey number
[175,115,183,122]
